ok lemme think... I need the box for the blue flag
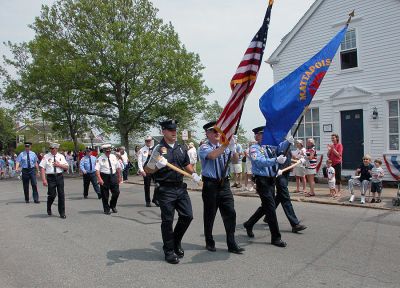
[260,25,348,145]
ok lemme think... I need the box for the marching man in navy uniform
[198,121,244,254]
[39,143,69,218]
[80,148,101,199]
[243,126,287,247]
[95,144,122,215]
[15,142,40,203]
[137,135,158,207]
[145,119,201,264]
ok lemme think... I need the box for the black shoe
[104,211,111,215]
[174,244,184,258]
[84,195,88,199]
[111,207,118,213]
[292,224,307,233]
[47,210,52,216]
[97,194,102,199]
[243,222,254,238]
[228,245,245,254]
[165,253,180,264]
[60,214,67,219]
[34,200,40,204]
[271,240,287,247]
[146,203,151,207]
[152,200,159,207]
[370,198,376,203]
[206,244,216,252]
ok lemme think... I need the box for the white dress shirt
[95,154,121,174]
[39,153,68,174]
[137,146,153,172]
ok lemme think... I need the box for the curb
[125,181,400,212]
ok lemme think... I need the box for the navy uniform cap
[252,126,265,134]
[203,121,217,131]
[159,119,178,130]
[24,142,33,146]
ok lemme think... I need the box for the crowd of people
[5,122,387,264]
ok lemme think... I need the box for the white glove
[156,157,168,169]
[299,158,306,165]
[276,155,287,164]
[286,135,295,145]
[192,173,201,183]
[228,137,236,151]
[277,169,283,176]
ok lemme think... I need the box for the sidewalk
[126,175,400,211]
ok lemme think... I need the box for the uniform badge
[102,158,106,163]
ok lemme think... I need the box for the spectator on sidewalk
[326,160,336,198]
[292,139,307,193]
[370,158,384,203]
[348,154,373,204]
[119,147,130,182]
[327,133,343,196]
[187,142,198,173]
[304,138,317,197]
[243,142,255,191]
[230,135,243,188]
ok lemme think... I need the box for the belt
[100,172,116,176]
[22,168,35,171]
[306,167,316,169]
[202,176,229,183]
[158,182,183,187]
[46,173,63,176]
[254,175,275,180]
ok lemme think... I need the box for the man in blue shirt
[199,121,244,254]
[16,142,40,203]
[243,126,287,247]
[80,148,101,199]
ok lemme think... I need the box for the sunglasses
[363,158,369,160]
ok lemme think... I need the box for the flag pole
[346,10,355,25]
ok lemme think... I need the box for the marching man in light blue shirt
[80,148,101,199]
[15,142,40,203]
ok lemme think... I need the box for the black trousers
[46,173,65,215]
[202,179,237,248]
[100,173,120,212]
[246,176,281,242]
[22,168,39,202]
[123,166,129,181]
[158,183,193,254]
[143,175,157,204]
[275,173,300,227]
[83,172,100,197]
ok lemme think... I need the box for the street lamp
[89,131,94,149]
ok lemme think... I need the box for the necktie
[89,156,92,172]
[53,155,57,173]
[108,157,113,174]
[27,152,31,169]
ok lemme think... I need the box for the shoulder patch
[200,144,209,150]
[251,153,257,160]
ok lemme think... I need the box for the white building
[267,0,400,180]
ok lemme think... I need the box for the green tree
[202,100,248,144]
[39,0,210,148]
[0,108,15,150]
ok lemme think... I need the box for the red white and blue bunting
[383,154,400,180]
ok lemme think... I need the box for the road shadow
[106,242,164,265]
[25,214,50,219]
[79,210,104,215]
[117,203,149,208]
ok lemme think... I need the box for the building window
[340,29,358,70]
[18,135,25,143]
[291,108,320,150]
[389,100,400,150]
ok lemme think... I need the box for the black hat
[24,142,32,146]
[159,119,178,130]
[252,126,265,134]
[203,121,217,131]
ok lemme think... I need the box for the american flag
[215,0,274,144]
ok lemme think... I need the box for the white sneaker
[349,195,355,202]
[361,196,365,204]
[248,186,254,192]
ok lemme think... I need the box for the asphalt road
[1,178,399,288]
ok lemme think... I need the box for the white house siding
[268,0,400,180]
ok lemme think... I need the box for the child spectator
[326,159,336,197]
[370,158,384,203]
[348,154,373,204]
[0,156,6,179]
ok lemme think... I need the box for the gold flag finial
[346,10,355,25]
[269,0,274,6]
